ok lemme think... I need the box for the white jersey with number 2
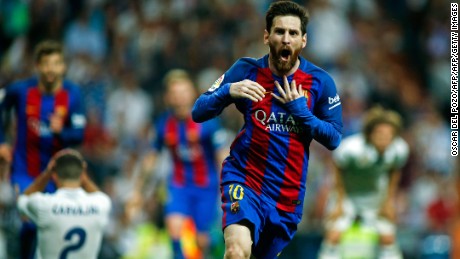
[18,188,111,259]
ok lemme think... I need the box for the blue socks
[172,239,184,259]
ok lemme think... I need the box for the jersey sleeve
[0,83,20,143]
[89,192,112,228]
[332,140,351,168]
[285,74,343,150]
[56,83,86,146]
[192,58,252,123]
[207,118,228,150]
[152,116,165,152]
[391,137,410,169]
[17,193,50,227]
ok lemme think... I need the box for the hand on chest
[25,92,69,136]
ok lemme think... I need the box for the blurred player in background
[0,40,86,258]
[17,149,111,259]
[142,69,228,258]
[192,1,342,258]
[318,106,409,259]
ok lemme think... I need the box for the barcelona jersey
[192,55,342,213]
[153,113,225,188]
[0,77,86,192]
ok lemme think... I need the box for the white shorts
[325,195,396,236]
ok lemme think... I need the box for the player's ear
[302,33,307,48]
[264,30,270,45]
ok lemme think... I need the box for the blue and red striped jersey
[0,77,86,190]
[153,112,225,188]
[192,55,343,213]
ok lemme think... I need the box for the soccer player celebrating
[0,40,86,258]
[192,1,342,258]
[142,69,228,258]
[318,106,409,259]
[17,149,111,259]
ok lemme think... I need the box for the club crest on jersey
[303,91,309,100]
[55,106,68,117]
[292,200,301,205]
[26,106,38,115]
[230,201,240,213]
[208,74,225,92]
[186,130,200,143]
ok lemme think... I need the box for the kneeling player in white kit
[319,106,409,259]
[17,149,111,259]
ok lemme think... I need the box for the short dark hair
[33,40,64,63]
[54,153,84,181]
[266,1,309,35]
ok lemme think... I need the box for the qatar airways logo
[254,109,306,133]
[28,118,52,136]
[177,144,204,162]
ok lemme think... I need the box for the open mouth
[45,73,57,81]
[280,49,291,61]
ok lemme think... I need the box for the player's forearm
[142,151,157,172]
[138,151,157,190]
[192,84,232,123]
[81,175,100,193]
[334,166,346,203]
[23,170,53,195]
[385,169,401,203]
[285,97,342,150]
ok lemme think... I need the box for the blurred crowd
[0,0,456,258]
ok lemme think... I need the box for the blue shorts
[165,184,218,233]
[221,182,302,258]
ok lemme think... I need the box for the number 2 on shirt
[228,184,244,201]
[59,227,87,259]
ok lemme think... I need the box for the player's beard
[40,73,61,92]
[269,45,300,75]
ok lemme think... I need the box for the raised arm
[192,83,233,123]
[192,58,264,123]
[272,75,342,150]
[285,97,342,150]
[22,162,54,195]
[81,170,100,193]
